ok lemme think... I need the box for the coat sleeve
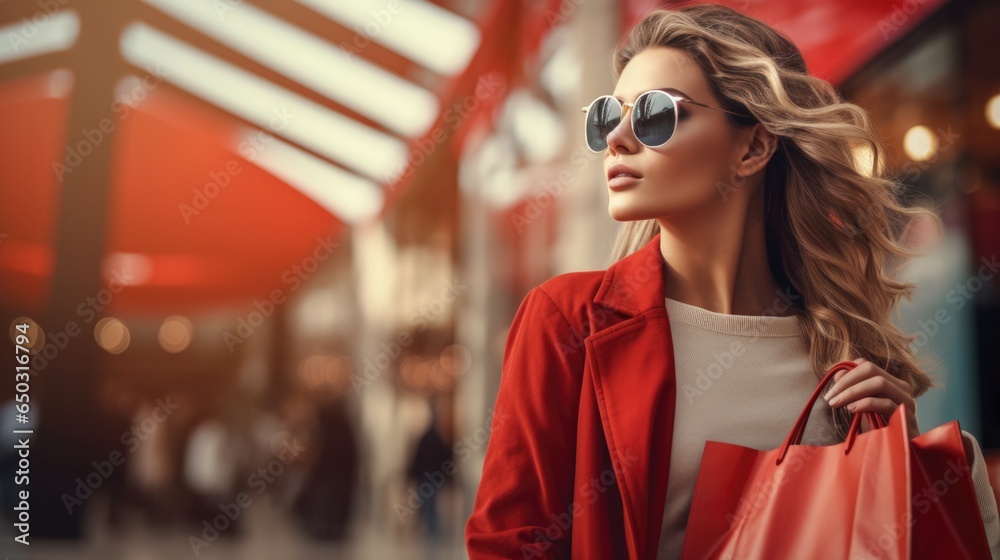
[961,430,1000,559]
[466,286,586,560]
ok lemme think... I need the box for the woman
[465,4,1000,560]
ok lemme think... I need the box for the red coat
[466,232,678,560]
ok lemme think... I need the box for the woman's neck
[656,196,792,317]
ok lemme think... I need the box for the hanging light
[985,93,1000,130]
[902,125,937,162]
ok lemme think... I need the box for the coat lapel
[585,232,677,560]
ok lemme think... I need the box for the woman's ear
[734,123,778,178]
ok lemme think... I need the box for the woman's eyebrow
[613,87,695,102]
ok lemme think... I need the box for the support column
[35,0,127,538]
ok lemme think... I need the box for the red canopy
[0,72,342,314]
[620,0,948,85]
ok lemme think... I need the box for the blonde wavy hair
[608,4,942,439]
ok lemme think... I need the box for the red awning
[0,71,343,314]
[0,1,543,315]
[619,0,949,86]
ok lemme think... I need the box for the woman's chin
[608,198,664,222]
[609,206,654,222]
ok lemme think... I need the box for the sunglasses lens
[585,97,621,152]
[633,91,676,147]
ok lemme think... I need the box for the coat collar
[585,230,676,560]
[594,232,667,317]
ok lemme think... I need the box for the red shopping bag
[680,360,993,559]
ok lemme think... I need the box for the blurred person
[293,391,357,541]
[127,397,179,525]
[183,416,239,532]
[404,397,453,540]
[182,395,254,537]
[465,4,1000,559]
[96,381,139,528]
[270,391,316,512]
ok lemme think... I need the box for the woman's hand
[823,357,921,438]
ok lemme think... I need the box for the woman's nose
[606,115,638,155]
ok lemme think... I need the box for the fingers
[832,357,868,385]
[828,359,921,437]
[827,358,911,401]
[832,357,866,383]
[837,395,898,416]
[826,374,913,410]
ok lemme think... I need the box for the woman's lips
[608,174,641,191]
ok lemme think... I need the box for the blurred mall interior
[0,0,999,558]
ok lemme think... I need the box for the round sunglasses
[580,89,753,153]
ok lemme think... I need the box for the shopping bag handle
[776,360,886,465]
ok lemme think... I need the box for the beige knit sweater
[657,297,1000,560]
